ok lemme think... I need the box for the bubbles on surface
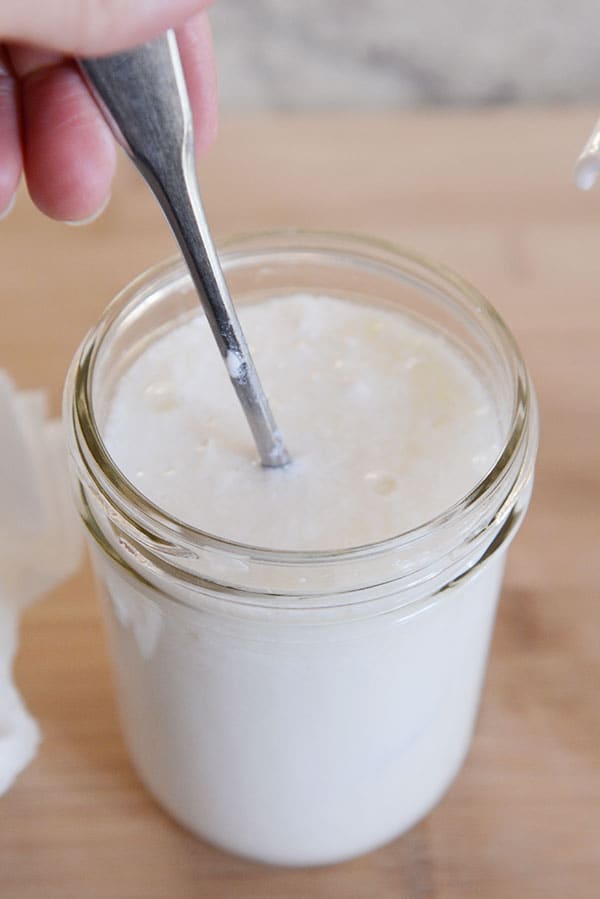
[364,470,398,496]
[143,380,178,412]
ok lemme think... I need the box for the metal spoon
[79,31,290,468]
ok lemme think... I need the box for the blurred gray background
[210,0,600,108]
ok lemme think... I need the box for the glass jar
[64,232,538,866]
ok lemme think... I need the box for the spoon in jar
[78,31,290,468]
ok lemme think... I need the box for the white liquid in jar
[103,293,501,550]
[94,291,513,866]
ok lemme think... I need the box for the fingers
[10,48,116,222]
[0,0,212,57]
[176,11,218,156]
[0,48,22,217]
[2,9,217,222]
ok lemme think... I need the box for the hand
[0,1,217,222]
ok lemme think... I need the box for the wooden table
[1,110,599,898]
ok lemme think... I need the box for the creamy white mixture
[103,293,500,550]
[94,291,515,865]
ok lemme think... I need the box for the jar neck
[65,234,538,606]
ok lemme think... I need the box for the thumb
[0,0,212,56]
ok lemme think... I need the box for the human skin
[0,1,217,222]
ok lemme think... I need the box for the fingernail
[0,192,17,221]
[64,193,111,227]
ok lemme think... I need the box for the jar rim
[65,230,538,602]
[67,230,536,563]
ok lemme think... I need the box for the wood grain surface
[1,109,599,898]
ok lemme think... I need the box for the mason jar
[63,232,538,866]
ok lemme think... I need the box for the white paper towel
[0,372,83,795]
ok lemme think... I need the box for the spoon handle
[79,32,290,468]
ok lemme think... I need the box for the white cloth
[0,372,82,795]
